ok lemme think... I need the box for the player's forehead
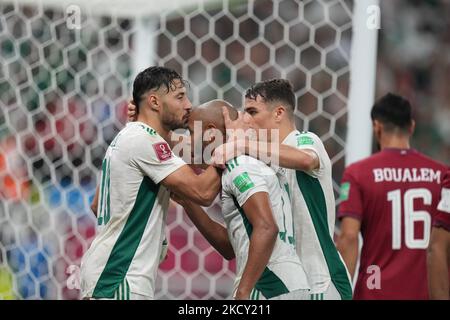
[244,96,268,111]
[168,79,186,94]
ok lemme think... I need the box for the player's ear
[409,120,416,136]
[372,120,382,140]
[274,105,285,122]
[147,94,160,111]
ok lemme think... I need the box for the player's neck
[137,112,171,141]
[278,120,296,143]
[380,134,410,150]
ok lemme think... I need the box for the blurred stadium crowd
[0,0,448,299]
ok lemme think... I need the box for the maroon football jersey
[435,169,450,231]
[338,148,447,299]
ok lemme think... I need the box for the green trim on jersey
[114,278,130,300]
[310,293,324,300]
[225,157,240,172]
[284,183,291,200]
[92,176,160,298]
[231,196,290,299]
[98,157,112,226]
[250,288,262,300]
[139,124,157,136]
[295,171,352,300]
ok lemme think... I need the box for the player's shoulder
[126,122,163,140]
[222,155,273,182]
[125,122,170,150]
[118,122,175,163]
[297,130,320,139]
[344,153,381,174]
[223,155,264,174]
[285,130,323,147]
[441,168,450,188]
[411,149,448,170]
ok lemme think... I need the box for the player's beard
[161,103,188,130]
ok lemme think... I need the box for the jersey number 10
[387,188,431,250]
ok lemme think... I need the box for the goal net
[0,0,357,299]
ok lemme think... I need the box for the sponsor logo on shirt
[233,172,255,193]
[153,142,172,162]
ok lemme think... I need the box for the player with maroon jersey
[428,169,450,300]
[336,93,447,299]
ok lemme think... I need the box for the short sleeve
[337,166,364,221]
[131,133,186,184]
[294,132,325,178]
[222,156,270,207]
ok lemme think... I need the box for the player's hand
[127,100,138,122]
[211,139,246,168]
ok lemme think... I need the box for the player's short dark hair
[245,79,295,116]
[132,66,186,112]
[371,93,414,133]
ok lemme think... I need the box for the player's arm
[249,140,319,171]
[90,185,100,217]
[172,194,235,260]
[235,192,278,300]
[427,226,450,299]
[214,107,319,171]
[161,165,221,207]
[336,217,361,280]
[336,168,363,280]
[213,137,319,172]
[133,133,221,207]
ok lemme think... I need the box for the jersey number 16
[387,188,431,250]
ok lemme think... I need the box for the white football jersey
[80,121,185,299]
[221,155,310,299]
[282,130,352,299]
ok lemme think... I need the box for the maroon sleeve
[337,165,363,221]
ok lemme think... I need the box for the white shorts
[309,282,342,300]
[87,292,151,300]
[250,289,310,300]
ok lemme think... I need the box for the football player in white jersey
[80,67,221,300]
[213,79,352,300]
[172,99,310,300]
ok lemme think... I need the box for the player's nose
[184,100,193,111]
